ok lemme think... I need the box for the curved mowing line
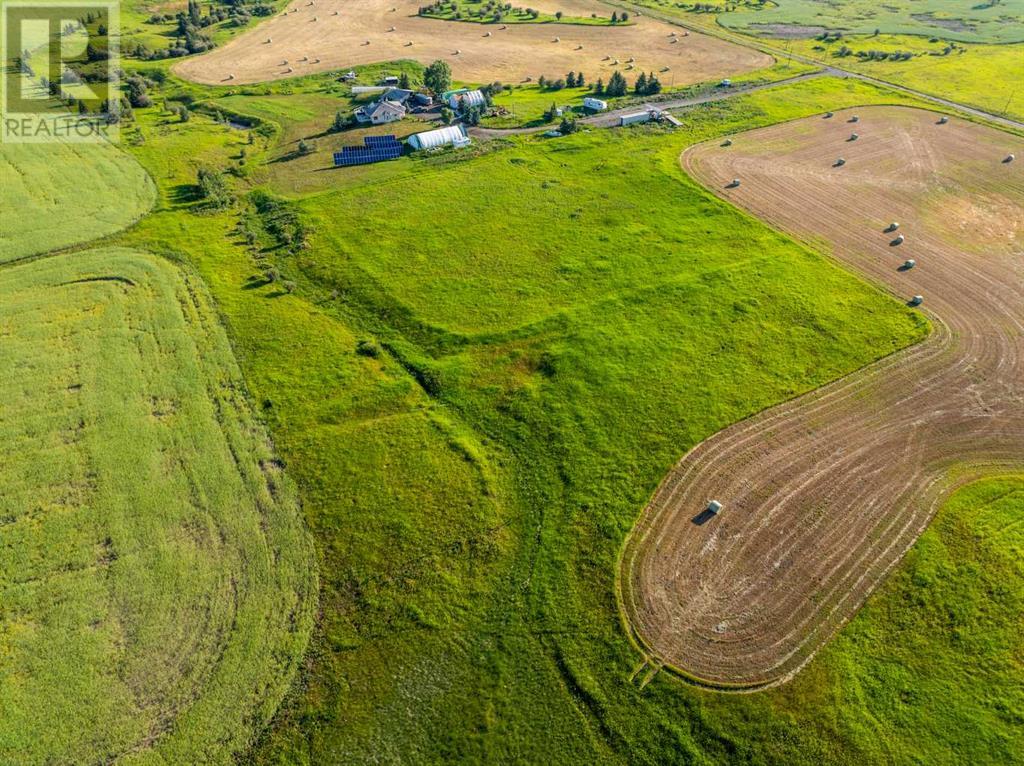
[618,105,1024,690]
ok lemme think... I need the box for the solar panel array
[334,135,402,167]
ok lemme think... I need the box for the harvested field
[621,106,1024,689]
[173,0,769,85]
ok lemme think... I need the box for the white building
[448,89,486,111]
[407,124,471,151]
[583,97,607,111]
[620,110,653,126]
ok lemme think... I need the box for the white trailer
[583,97,608,111]
[620,111,652,127]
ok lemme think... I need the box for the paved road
[469,70,828,140]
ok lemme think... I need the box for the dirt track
[173,0,769,85]
[620,106,1024,689]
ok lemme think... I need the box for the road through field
[620,106,1024,688]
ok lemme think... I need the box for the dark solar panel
[365,134,399,147]
[334,135,402,166]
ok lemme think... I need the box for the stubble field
[173,0,770,85]
[622,105,1024,688]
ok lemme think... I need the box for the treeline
[535,69,662,97]
[418,0,627,22]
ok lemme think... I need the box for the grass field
[611,0,1024,123]
[0,248,316,763]
[717,0,1024,43]
[7,40,1024,761]
[97,73,1024,763]
[788,34,1024,121]
[0,138,155,262]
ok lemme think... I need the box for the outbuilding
[407,124,471,151]
[707,500,723,514]
[448,89,486,111]
[620,110,652,126]
[583,97,608,111]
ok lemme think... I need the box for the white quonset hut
[407,124,471,151]
[448,89,486,111]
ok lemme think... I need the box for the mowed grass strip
[0,248,316,764]
[0,137,155,263]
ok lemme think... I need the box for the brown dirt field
[620,106,1024,689]
[172,0,770,86]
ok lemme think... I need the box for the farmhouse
[354,98,407,125]
[408,124,471,151]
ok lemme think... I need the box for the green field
[616,0,1024,123]
[96,73,1023,763]
[5,9,1024,755]
[788,34,1024,121]
[0,248,316,764]
[0,138,155,262]
[718,0,1024,43]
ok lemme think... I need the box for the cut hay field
[173,0,770,85]
[622,105,1024,688]
[0,139,155,263]
[0,248,316,763]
